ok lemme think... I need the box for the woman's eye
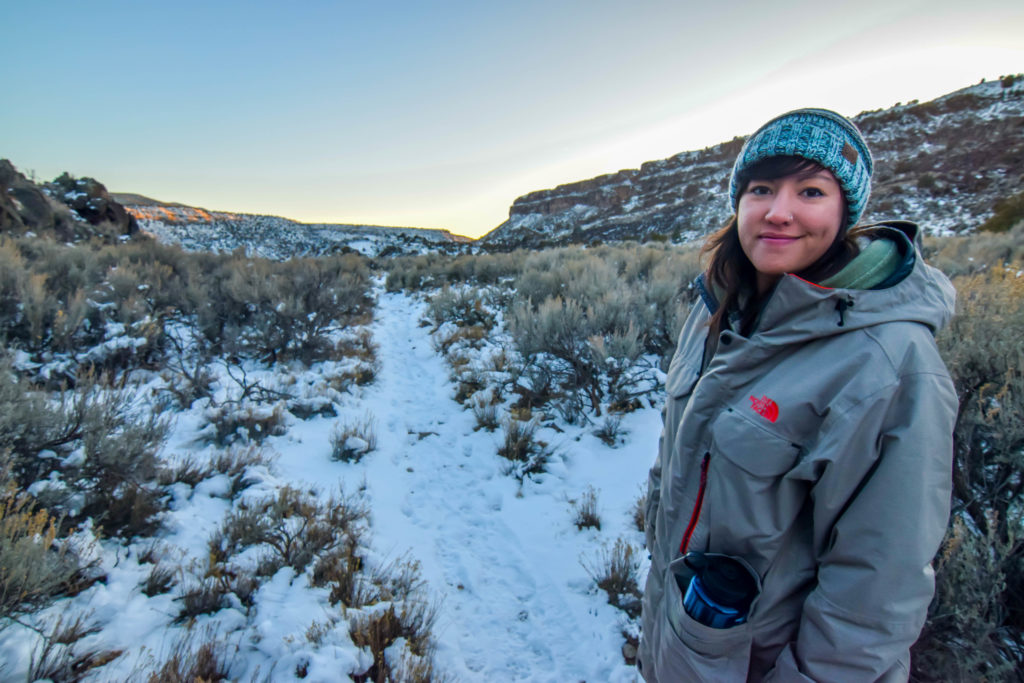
[801,187,825,197]
[748,184,772,195]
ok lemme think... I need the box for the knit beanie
[728,108,873,228]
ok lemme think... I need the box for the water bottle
[680,551,758,629]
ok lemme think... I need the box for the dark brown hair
[703,156,858,335]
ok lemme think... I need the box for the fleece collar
[820,225,916,290]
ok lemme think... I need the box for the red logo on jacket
[750,395,779,423]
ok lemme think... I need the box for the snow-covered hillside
[126,204,470,260]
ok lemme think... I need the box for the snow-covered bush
[349,599,440,683]
[204,401,288,447]
[497,418,551,480]
[213,253,372,364]
[593,414,624,447]
[504,244,697,421]
[135,630,233,682]
[583,537,642,619]
[384,250,525,292]
[470,393,500,432]
[0,363,169,538]
[210,486,368,577]
[425,285,495,330]
[330,413,378,463]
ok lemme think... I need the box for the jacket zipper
[679,452,710,554]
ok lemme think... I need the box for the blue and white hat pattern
[729,108,874,228]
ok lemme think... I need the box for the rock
[48,172,138,236]
[1,160,139,241]
[0,159,76,237]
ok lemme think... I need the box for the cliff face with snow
[481,78,1024,249]
[121,201,471,260]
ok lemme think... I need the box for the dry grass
[583,538,643,619]
[330,413,379,462]
[571,486,602,531]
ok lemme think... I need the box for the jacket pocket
[654,555,752,681]
[710,408,801,478]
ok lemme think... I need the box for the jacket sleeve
[766,365,957,682]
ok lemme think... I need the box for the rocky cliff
[0,161,137,240]
[481,76,1024,248]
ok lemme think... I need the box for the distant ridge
[481,75,1024,248]
[117,194,469,260]
[110,192,186,208]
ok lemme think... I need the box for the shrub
[593,414,624,447]
[912,516,1019,681]
[471,395,500,432]
[912,266,1024,677]
[349,600,440,683]
[158,455,214,488]
[0,481,81,624]
[141,630,234,682]
[204,401,287,447]
[425,286,495,330]
[210,486,368,577]
[142,561,176,597]
[0,365,169,538]
[632,492,646,533]
[28,612,121,683]
[979,190,1024,234]
[175,577,230,623]
[311,539,374,609]
[571,486,601,531]
[213,253,372,364]
[211,445,275,498]
[436,324,489,356]
[497,419,551,480]
[330,413,378,462]
[583,537,643,619]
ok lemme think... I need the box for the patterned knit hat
[728,108,873,228]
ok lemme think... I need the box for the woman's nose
[764,192,795,224]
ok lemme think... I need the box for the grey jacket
[639,224,957,682]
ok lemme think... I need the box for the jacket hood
[697,221,956,348]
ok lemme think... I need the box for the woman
[638,109,957,681]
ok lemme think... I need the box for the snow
[0,286,656,681]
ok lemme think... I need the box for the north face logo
[750,395,779,423]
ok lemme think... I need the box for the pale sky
[2,0,1022,238]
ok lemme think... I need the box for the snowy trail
[351,290,648,682]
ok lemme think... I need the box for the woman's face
[737,167,845,294]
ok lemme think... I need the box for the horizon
[2,1,1022,239]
